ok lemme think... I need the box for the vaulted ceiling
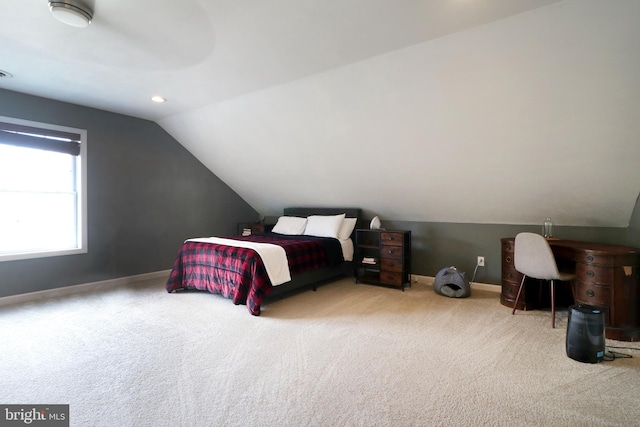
[1,0,639,226]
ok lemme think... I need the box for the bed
[166,207,362,315]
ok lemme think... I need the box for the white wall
[160,0,640,227]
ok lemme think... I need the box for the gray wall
[0,89,258,298]
[1,88,638,298]
[266,210,638,287]
[269,199,640,289]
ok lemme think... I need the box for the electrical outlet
[477,256,485,267]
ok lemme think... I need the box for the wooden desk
[500,237,640,341]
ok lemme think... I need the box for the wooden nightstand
[250,223,265,234]
[354,229,411,290]
[236,222,265,235]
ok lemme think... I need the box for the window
[0,116,87,261]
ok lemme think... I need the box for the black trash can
[566,304,605,363]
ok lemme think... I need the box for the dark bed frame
[266,207,363,300]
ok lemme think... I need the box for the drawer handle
[586,290,595,297]
[586,270,595,278]
[388,250,394,254]
[586,255,594,262]
[507,287,512,294]
[506,272,512,279]
[506,256,512,263]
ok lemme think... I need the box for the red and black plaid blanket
[166,234,344,315]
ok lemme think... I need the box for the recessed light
[151,96,167,103]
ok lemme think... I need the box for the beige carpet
[1,277,639,426]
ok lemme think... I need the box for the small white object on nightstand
[370,216,381,230]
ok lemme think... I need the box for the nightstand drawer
[381,258,402,272]
[354,228,411,290]
[381,245,402,259]
[380,271,403,285]
[251,224,265,234]
[380,232,403,246]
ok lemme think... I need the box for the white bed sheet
[187,237,291,285]
[340,238,354,262]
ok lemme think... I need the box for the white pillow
[338,217,357,240]
[304,214,346,238]
[271,216,307,235]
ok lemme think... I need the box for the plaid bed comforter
[165,233,344,315]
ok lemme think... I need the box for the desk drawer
[502,280,521,299]
[502,265,522,282]
[577,252,613,266]
[502,251,515,268]
[573,281,611,306]
[501,278,542,311]
[502,241,515,253]
[576,264,612,285]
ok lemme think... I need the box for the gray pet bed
[433,267,471,298]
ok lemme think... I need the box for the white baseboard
[411,274,501,293]
[0,269,172,307]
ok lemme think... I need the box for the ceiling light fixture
[151,96,167,103]
[48,1,93,28]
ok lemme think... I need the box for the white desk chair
[512,232,576,328]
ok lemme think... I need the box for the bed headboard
[282,207,364,237]
[283,207,361,219]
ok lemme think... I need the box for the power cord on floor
[470,264,479,285]
[602,349,633,361]
[601,344,640,361]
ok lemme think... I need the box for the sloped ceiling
[1,0,639,226]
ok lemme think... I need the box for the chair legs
[550,280,556,328]
[512,275,526,316]
[512,275,557,328]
